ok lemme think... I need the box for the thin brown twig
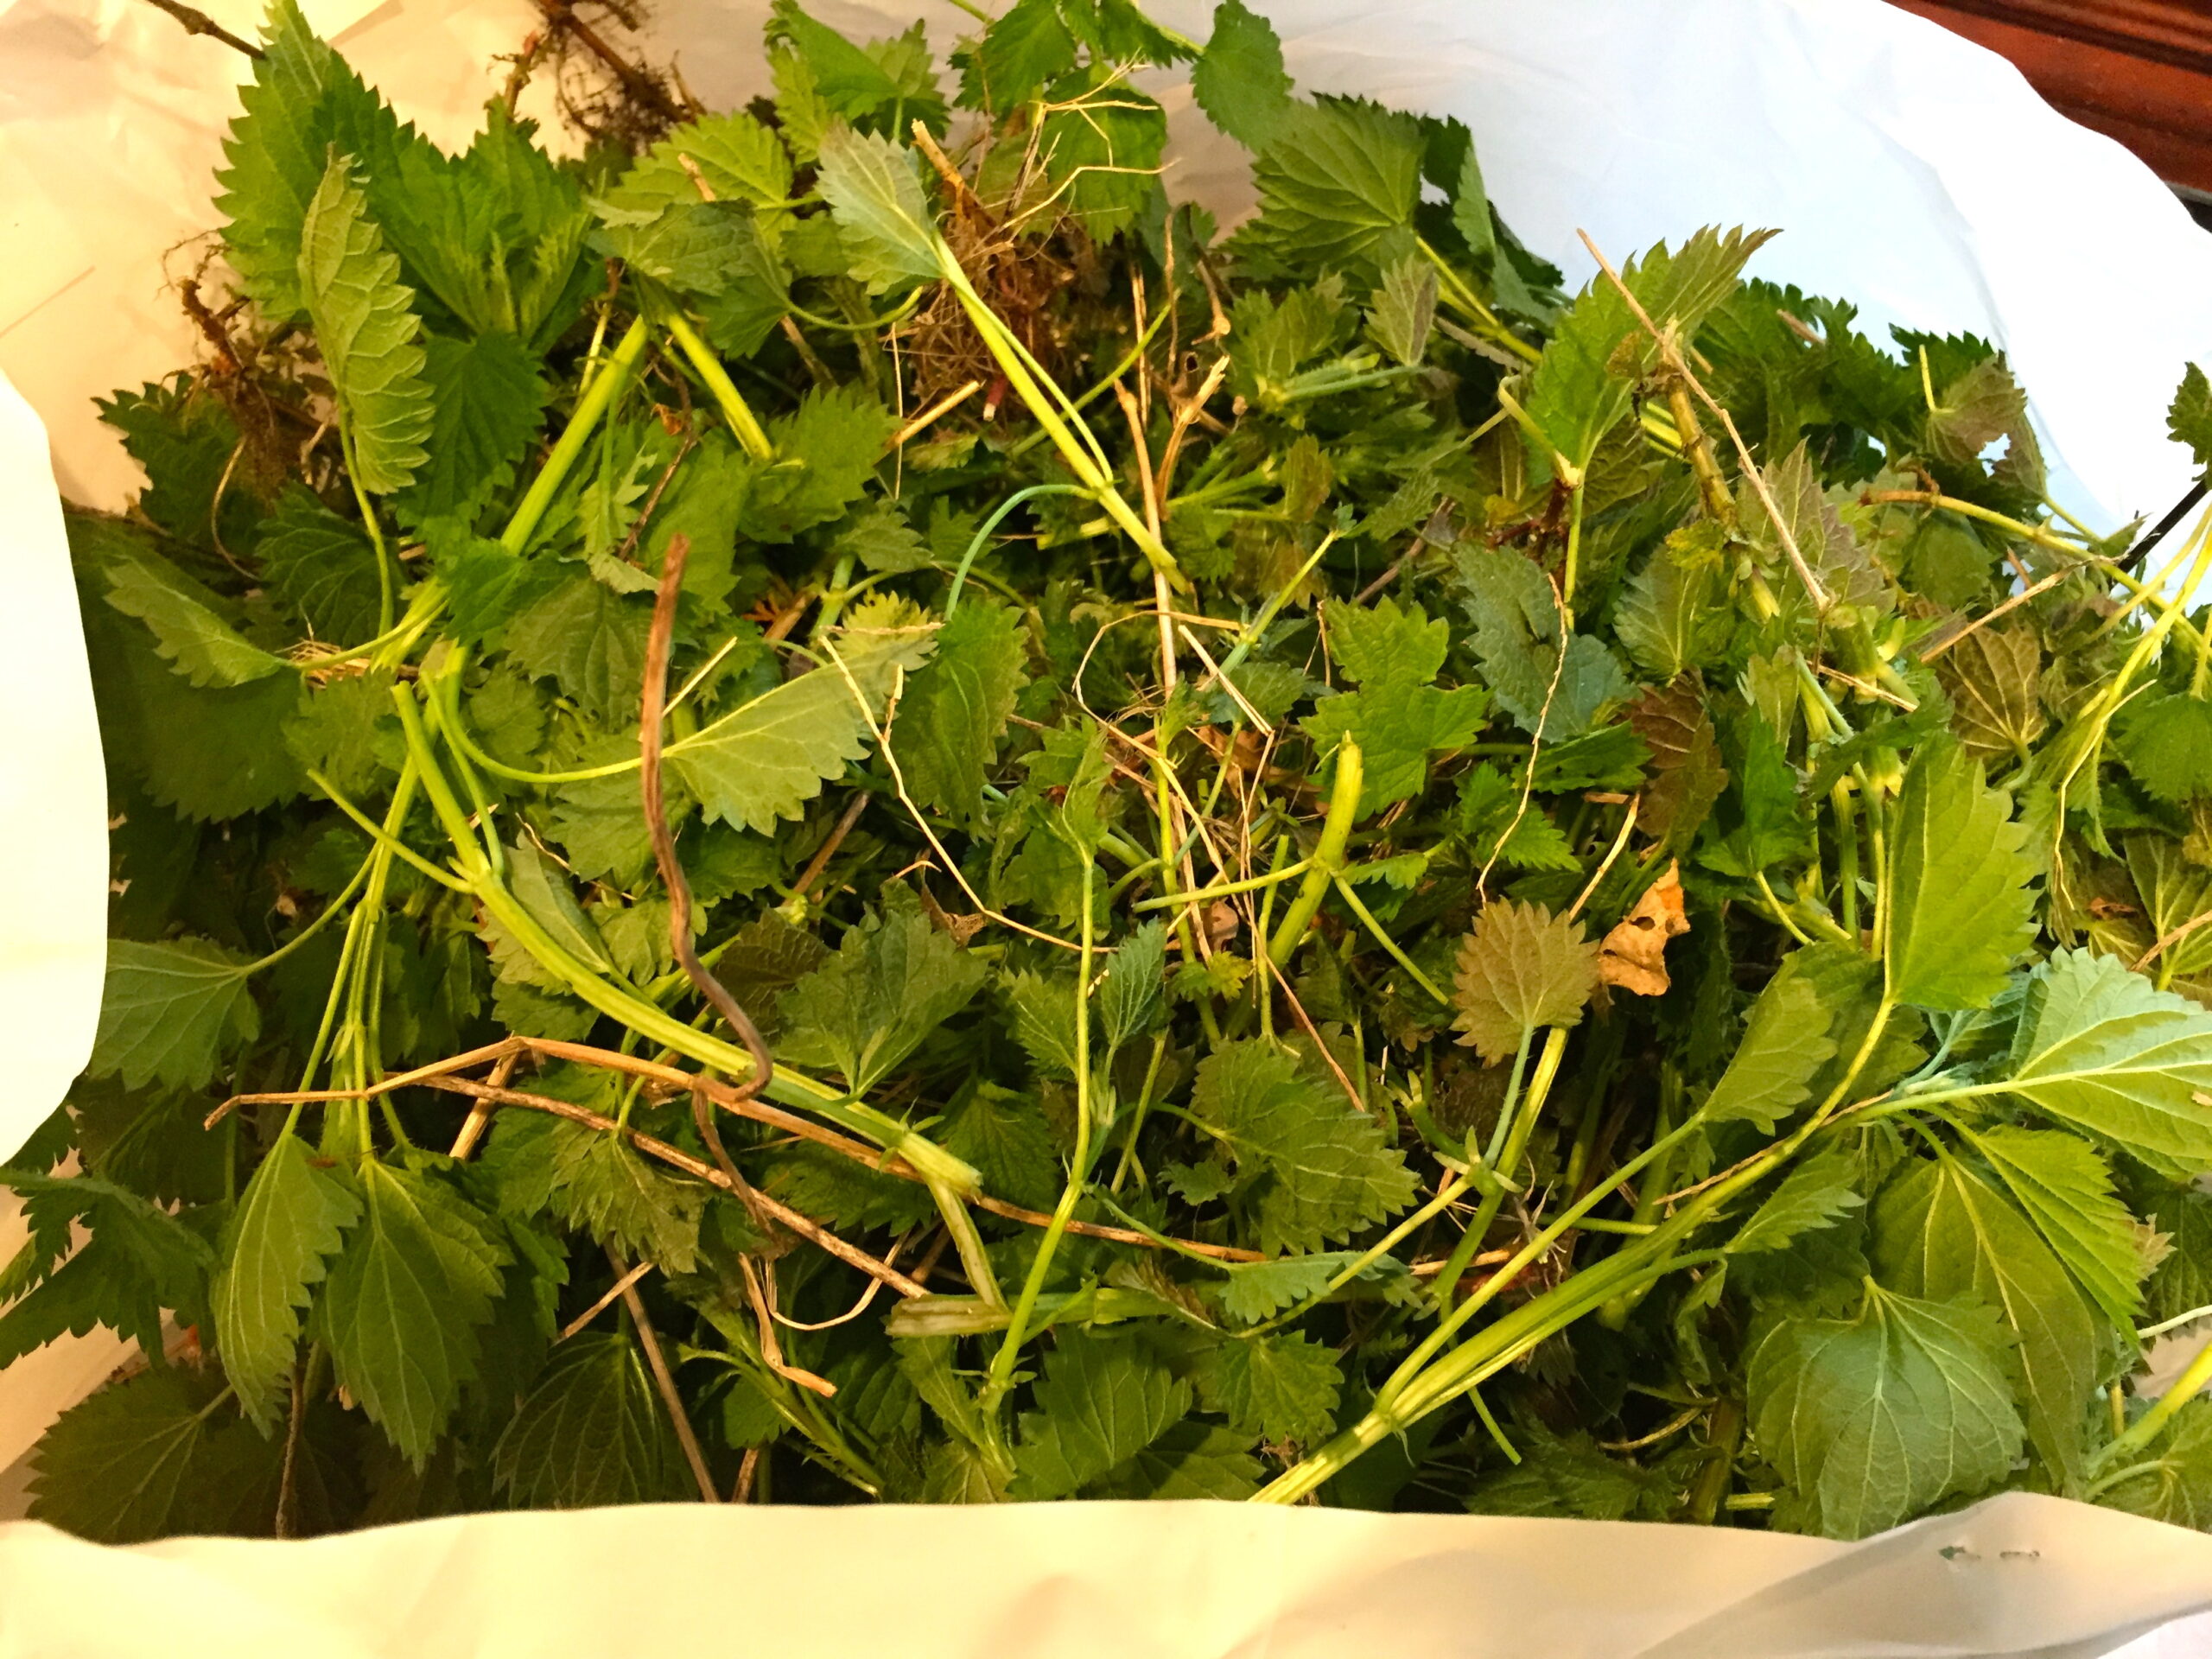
[1578,229,1831,613]
[448,1048,521,1160]
[2137,907,2212,976]
[791,792,869,902]
[559,1258,656,1341]
[644,534,778,1107]
[610,1248,721,1502]
[738,1253,838,1397]
[134,0,263,56]
[231,1036,1264,1265]
[1916,567,2074,662]
[417,1075,930,1297]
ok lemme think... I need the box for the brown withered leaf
[1626,682,1728,851]
[1598,861,1690,996]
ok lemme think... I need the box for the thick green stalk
[1429,1026,1567,1309]
[504,316,652,555]
[1266,741,1363,969]
[659,304,773,461]
[2101,1338,2212,1469]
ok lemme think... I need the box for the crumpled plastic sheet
[2,1491,2212,1657]
[5,0,2212,1643]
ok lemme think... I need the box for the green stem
[985,851,1096,1404]
[505,317,652,555]
[2101,1338,2212,1469]
[1331,874,1447,1004]
[659,304,772,461]
[1430,1026,1568,1309]
[1266,740,1363,969]
[944,485,1090,615]
[305,769,468,892]
[341,429,397,637]
[1134,860,1309,911]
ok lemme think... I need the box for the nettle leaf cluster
[16,0,2212,1541]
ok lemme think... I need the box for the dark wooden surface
[1889,0,2212,194]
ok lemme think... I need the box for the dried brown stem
[135,0,263,57]
[1577,229,1830,613]
[643,533,777,1108]
[558,1258,655,1341]
[610,1248,720,1502]
[417,1075,931,1298]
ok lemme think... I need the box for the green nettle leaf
[296,154,435,495]
[741,385,896,543]
[492,1333,682,1509]
[1003,968,1080,1079]
[1966,1123,2147,1327]
[667,599,936,833]
[1191,0,1292,150]
[100,553,287,689]
[1739,442,1889,620]
[1304,597,1490,810]
[1249,98,1423,272]
[91,938,258,1092]
[0,1170,217,1367]
[393,330,550,527]
[547,1122,710,1274]
[1455,549,1631,741]
[1729,1149,1863,1257]
[1748,1280,2024,1539]
[1994,948,2212,1180]
[315,1160,506,1465]
[1209,1330,1342,1444]
[215,0,400,318]
[2116,691,2212,806]
[814,124,942,291]
[1452,899,1599,1064]
[608,110,795,217]
[1625,682,1728,851]
[1365,255,1436,366]
[257,485,384,645]
[889,600,1027,824]
[1468,1424,1672,1522]
[2169,362,2212,476]
[964,0,1076,111]
[940,1083,1062,1211]
[1933,626,2044,767]
[778,891,990,1093]
[1884,734,2037,1010]
[1871,1148,2103,1487]
[1702,959,1840,1130]
[213,1134,363,1428]
[1615,543,1728,682]
[25,1368,230,1545]
[2101,1398,2212,1529]
[1097,920,1168,1057]
[284,669,398,798]
[1188,1039,1418,1254]
[1010,1332,1191,1499]
[1522,226,1776,480]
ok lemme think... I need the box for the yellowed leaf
[1598,861,1689,996]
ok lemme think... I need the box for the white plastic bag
[3,1489,2212,1657]
[6,0,2212,1646]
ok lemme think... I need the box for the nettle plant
[11,0,2212,1541]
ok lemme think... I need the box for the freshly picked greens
[17,0,2212,1543]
